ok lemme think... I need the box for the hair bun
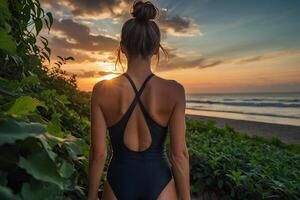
[131,0,158,22]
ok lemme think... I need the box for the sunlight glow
[99,73,119,81]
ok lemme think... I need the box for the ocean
[185,92,300,126]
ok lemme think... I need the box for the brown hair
[115,0,168,71]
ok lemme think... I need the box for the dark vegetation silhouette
[0,0,94,199]
[0,0,299,199]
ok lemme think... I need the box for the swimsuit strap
[122,72,155,124]
[123,72,154,101]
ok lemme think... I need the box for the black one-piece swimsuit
[106,72,173,200]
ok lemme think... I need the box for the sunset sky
[42,0,300,93]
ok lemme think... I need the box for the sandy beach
[186,114,300,144]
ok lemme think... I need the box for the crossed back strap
[124,72,154,98]
[123,72,154,106]
[121,72,155,152]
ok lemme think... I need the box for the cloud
[158,9,202,37]
[46,18,119,63]
[41,1,205,73]
[69,70,120,78]
[41,0,61,10]
[43,0,201,37]
[51,18,119,52]
[42,0,132,20]
[48,46,99,63]
[63,0,131,20]
[161,49,300,73]
[158,55,224,72]
[235,50,300,64]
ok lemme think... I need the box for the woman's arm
[169,82,190,200]
[87,82,108,200]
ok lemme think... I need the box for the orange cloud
[68,70,120,78]
[235,50,300,64]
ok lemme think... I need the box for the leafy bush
[186,119,300,199]
[0,0,95,199]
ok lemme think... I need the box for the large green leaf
[47,113,67,137]
[0,119,45,145]
[18,149,65,190]
[62,136,85,159]
[0,186,20,200]
[7,96,47,117]
[0,31,16,53]
[21,181,63,200]
[58,160,75,178]
[35,134,58,161]
[46,12,53,27]
[34,18,43,35]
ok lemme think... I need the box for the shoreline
[186,114,300,144]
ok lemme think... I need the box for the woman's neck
[126,56,153,77]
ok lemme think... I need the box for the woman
[87,1,190,200]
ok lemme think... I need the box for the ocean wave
[186,100,300,108]
[222,98,300,102]
[186,107,300,119]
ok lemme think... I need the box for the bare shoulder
[91,74,123,99]
[154,74,185,100]
[91,79,106,97]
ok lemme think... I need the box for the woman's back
[94,72,181,200]
[98,72,178,152]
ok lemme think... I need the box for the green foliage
[7,96,47,117]
[47,113,67,137]
[0,31,16,53]
[21,181,63,200]
[0,119,45,145]
[0,185,21,200]
[0,0,15,54]
[185,119,300,199]
[0,0,91,199]
[18,149,65,189]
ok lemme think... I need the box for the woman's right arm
[168,82,190,200]
[87,82,107,200]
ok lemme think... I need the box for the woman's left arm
[87,82,108,200]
